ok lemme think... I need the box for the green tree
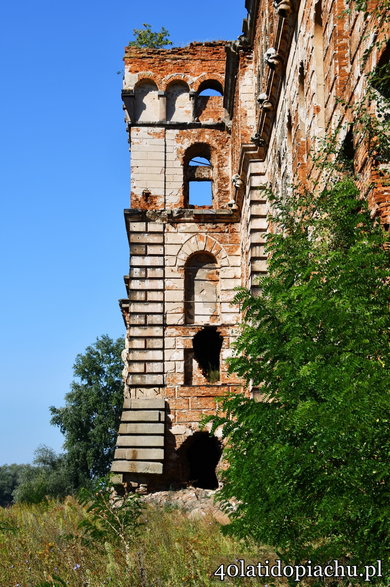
[13,446,71,504]
[50,335,124,489]
[0,463,33,506]
[213,179,389,574]
[128,23,172,49]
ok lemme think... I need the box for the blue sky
[0,0,246,464]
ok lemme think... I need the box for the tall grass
[0,498,278,586]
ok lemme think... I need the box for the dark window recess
[184,348,194,385]
[180,431,222,489]
[184,252,218,324]
[370,42,390,101]
[338,127,355,172]
[193,326,223,383]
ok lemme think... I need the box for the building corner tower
[111,42,244,491]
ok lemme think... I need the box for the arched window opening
[184,252,219,325]
[195,81,223,120]
[178,432,222,489]
[184,144,213,207]
[166,81,191,122]
[134,80,159,122]
[197,80,223,96]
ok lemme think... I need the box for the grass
[0,497,279,586]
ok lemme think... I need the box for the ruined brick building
[111,0,389,489]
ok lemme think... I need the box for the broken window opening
[179,431,222,489]
[184,252,219,325]
[193,326,223,383]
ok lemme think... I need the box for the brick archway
[175,234,229,269]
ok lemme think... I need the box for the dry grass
[0,498,278,586]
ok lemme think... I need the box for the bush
[212,178,389,578]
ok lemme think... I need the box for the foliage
[128,23,172,49]
[212,177,390,577]
[347,0,390,23]
[0,463,33,506]
[50,335,124,489]
[78,477,143,569]
[13,446,72,504]
[0,497,268,586]
[354,57,390,165]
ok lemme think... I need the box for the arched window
[195,81,223,121]
[197,80,223,96]
[184,252,219,324]
[166,81,191,122]
[184,144,213,206]
[134,80,158,122]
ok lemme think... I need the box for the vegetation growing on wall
[128,24,172,49]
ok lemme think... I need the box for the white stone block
[111,461,163,475]
[114,448,164,461]
[117,435,164,447]
[129,279,164,290]
[165,313,184,325]
[119,422,165,435]
[123,397,165,410]
[127,373,164,385]
[147,245,164,255]
[120,410,165,422]
[129,350,163,361]
[165,290,183,302]
[129,222,146,232]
